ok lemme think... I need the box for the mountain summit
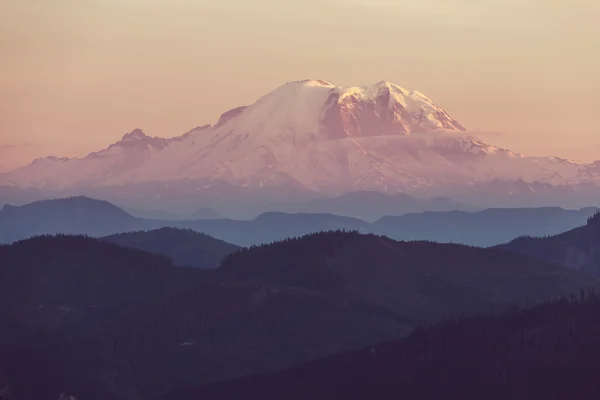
[2,80,600,211]
[217,80,465,142]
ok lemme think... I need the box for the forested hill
[164,292,600,400]
[103,227,240,269]
[0,232,597,399]
[497,211,600,274]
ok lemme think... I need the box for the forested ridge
[498,210,600,273]
[0,231,597,399]
[103,227,240,269]
[166,291,600,400]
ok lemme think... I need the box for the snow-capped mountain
[1,79,599,211]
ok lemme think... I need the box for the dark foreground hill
[0,231,596,399]
[103,228,240,269]
[497,211,600,274]
[165,293,600,400]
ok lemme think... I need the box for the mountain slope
[497,212,600,273]
[244,191,476,221]
[188,207,223,220]
[103,228,240,269]
[0,196,372,245]
[181,212,369,246]
[216,231,592,312]
[0,196,156,243]
[2,197,596,247]
[1,232,595,399]
[373,207,599,247]
[3,80,600,212]
[1,80,469,192]
[163,295,600,400]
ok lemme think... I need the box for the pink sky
[1,0,599,171]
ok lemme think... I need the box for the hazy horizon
[1,0,599,172]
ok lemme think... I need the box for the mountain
[0,235,180,400]
[496,212,600,274]
[440,178,600,210]
[0,196,156,244]
[2,197,597,248]
[123,207,189,221]
[0,197,371,245]
[164,294,600,400]
[181,212,369,246]
[1,80,469,192]
[188,207,223,220]
[1,232,594,399]
[124,206,223,221]
[373,207,599,247]
[244,191,476,221]
[3,80,600,213]
[103,228,240,269]
[84,178,316,216]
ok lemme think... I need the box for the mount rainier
[2,79,599,212]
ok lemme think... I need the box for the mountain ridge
[1,196,597,247]
[161,295,600,400]
[496,211,600,273]
[103,227,240,269]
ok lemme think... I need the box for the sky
[1,0,599,171]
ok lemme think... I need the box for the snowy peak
[104,128,174,152]
[215,79,338,140]
[290,79,335,87]
[216,80,465,143]
[121,128,149,142]
[322,81,465,137]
